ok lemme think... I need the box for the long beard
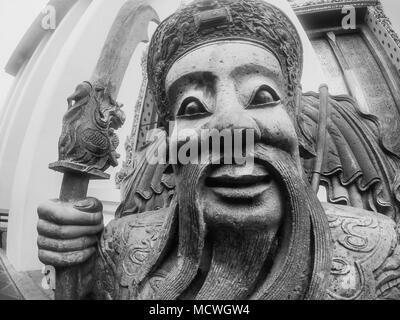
[195,219,278,300]
[154,162,207,300]
[155,144,331,300]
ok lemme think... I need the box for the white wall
[6,0,127,271]
[0,0,49,112]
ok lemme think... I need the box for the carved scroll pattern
[326,208,400,300]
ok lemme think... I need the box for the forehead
[165,41,284,89]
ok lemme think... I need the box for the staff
[311,84,330,193]
[48,1,159,299]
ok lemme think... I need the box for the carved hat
[147,0,304,123]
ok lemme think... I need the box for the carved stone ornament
[367,3,400,74]
[47,81,126,300]
[369,4,400,49]
[53,81,126,176]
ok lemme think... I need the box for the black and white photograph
[0,0,400,309]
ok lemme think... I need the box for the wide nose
[202,90,261,140]
[198,90,262,164]
[204,111,257,133]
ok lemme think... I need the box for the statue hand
[37,198,104,267]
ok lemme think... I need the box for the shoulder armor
[323,203,400,300]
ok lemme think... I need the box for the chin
[199,161,285,231]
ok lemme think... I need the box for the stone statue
[37,0,400,300]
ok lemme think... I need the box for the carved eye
[177,97,209,118]
[249,85,280,107]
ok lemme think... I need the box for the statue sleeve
[89,208,171,300]
[91,220,120,300]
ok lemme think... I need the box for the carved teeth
[205,163,272,199]
[209,163,269,180]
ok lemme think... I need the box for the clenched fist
[37,197,104,267]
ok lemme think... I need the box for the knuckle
[67,249,93,265]
[38,249,56,265]
[87,212,97,225]
[38,199,67,224]
[56,225,67,238]
[37,235,46,249]
[82,247,96,260]
[38,249,83,267]
[37,219,46,234]
[90,211,103,225]
[38,251,46,264]
[54,240,66,252]
[85,236,98,247]
[53,204,73,224]
[37,201,50,217]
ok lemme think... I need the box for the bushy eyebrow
[229,63,282,82]
[167,71,217,100]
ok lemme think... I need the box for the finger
[37,235,98,252]
[37,219,104,240]
[38,199,103,226]
[38,247,96,267]
[73,197,103,213]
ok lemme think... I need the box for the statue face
[165,41,300,230]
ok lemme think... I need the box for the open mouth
[205,163,272,199]
[111,117,124,129]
